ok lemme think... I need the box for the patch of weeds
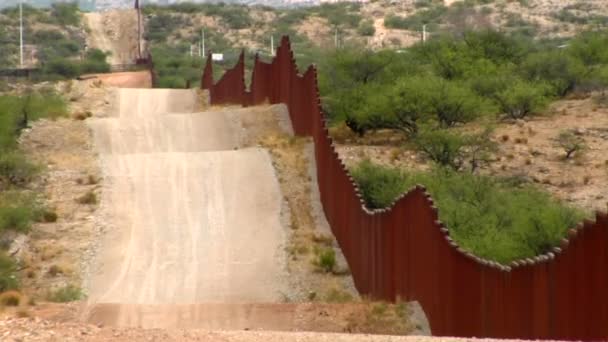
[556,130,586,159]
[47,264,64,277]
[314,247,336,273]
[0,290,21,306]
[0,192,41,233]
[86,174,98,185]
[47,285,83,302]
[15,307,31,317]
[0,151,39,187]
[39,209,58,223]
[0,253,18,292]
[312,233,333,247]
[76,191,97,205]
[324,287,353,303]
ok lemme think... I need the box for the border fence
[200,36,608,340]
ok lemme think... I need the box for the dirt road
[86,89,290,323]
[84,10,142,65]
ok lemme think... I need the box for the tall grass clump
[351,161,586,263]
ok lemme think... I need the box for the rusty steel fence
[200,36,608,340]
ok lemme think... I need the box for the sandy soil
[84,10,142,65]
[88,71,152,88]
[86,89,290,325]
[0,316,495,342]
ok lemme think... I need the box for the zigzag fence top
[200,36,608,340]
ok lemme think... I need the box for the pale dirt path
[88,150,287,305]
[84,10,141,65]
[0,317,520,342]
[85,88,289,327]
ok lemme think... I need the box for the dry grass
[0,291,22,307]
[344,301,411,335]
[76,190,97,205]
[257,131,355,301]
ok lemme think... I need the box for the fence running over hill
[200,36,608,340]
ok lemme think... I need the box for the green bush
[316,248,336,273]
[42,58,81,79]
[556,130,586,159]
[0,253,18,292]
[415,128,468,169]
[384,5,446,31]
[357,20,376,36]
[351,160,408,209]
[47,285,83,302]
[0,151,39,186]
[494,80,548,119]
[351,162,586,263]
[428,79,484,127]
[50,2,80,26]
[522,51,586,96]
[0,192,41,233]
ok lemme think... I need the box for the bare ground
[334,96,608,214]
[84,10,142,65]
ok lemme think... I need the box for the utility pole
[19,0,24,68]
[334,27,338,48]
[422,24,427,43]
[270,35,274,56]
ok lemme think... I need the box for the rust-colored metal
[200,36,608,340]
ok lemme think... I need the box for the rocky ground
[334,95,608,214]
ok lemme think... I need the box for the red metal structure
[201,36,608,340]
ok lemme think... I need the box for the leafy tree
[428,78,484,127]
[355,76,433,137]
[351,162,586,263]
[50,2,80,26]
[556,130,586,159]
[415,127,468,169]
[494,80,548,119]
[521,50,586,96]
[357,20,376,36]
[465,127,497,173]
[567,31,608,66]
[351,159,407,209]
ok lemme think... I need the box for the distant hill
[0,0,368,11]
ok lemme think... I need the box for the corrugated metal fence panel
[199,35,608,340]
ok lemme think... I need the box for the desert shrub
[0,192,41,233]
[351,162,586,263]
[354,77,432,137]
[351,160,408,209]
[47,285,83,302]
[0,253,18,292]
[316,248,336,273]
[314,3,362,28]
[556,130,586,159]
[415,128,468,169]
[151,45,205,89]
[384,4,446,31]
[41,58,81,79]
[357,20,376,36]
[494,80,548,119]
[76,191,97,205]
[0,290,21,306]
[521,51,586,96]
[0,151,39,186]
[427,79,484,127]
[39,209,58,223]
[147,13,182,42]
[50,2,80,26]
